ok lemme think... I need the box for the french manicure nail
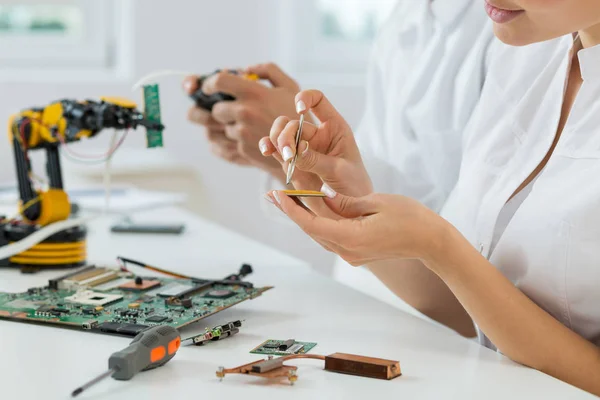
[296,100,307,114]
[321,183,337,199]
[273,191,281,204]
[282,146,294,161]
[301,141,310,156]
[264,194,274,204]
[259,141,269,155]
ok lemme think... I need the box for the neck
[579,23,600,48]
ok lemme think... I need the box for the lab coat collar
[430,0,473,29]
[578,44,600,81]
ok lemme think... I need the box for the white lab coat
[441,35,600,348]
[331,0,495,312]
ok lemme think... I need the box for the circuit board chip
[250,340,318,356]
[145,315,168,323]
[143,84,163,148]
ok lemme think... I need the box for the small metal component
[251,358,285,373]
[286,343,304,354]
[286,114,305,185]
[288,369,297,385]
[279,339,295,351]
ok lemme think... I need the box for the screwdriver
[71,325,181,397]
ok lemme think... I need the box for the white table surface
[0,207,594,400]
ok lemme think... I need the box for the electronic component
[145,315,168,323]
[0,265,271,337]
[155,283,194,298]
[118,279,160,291]
[183,320,243,346]
[282,190,327,198]
[111,223,184,235]
[181,298,193,308]
[251,340,317,356]
[324,353,401,380]
[49,266,96,290]
[278,339,295,351]
[203,290,235,299]
[217,352,401,385]
[59,267,120,291]
[65,291,123,306]
[143,84,164,148]
[72,325,179,397]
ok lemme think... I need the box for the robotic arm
[8,97,163,226]
[2,96,164,271]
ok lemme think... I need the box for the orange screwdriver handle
[109,325,180,380]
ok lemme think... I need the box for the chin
[493,24,536,46]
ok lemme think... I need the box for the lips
[484,0,525,24]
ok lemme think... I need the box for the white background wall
[0,0,368,273]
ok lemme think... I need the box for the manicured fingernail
[273,191,281,204]
[282,146,294,161]
[296,100,307,114]
[259,141,269,155]
[321,183,337,199]
[183,80,193,92]
[300,141,309,156]
[264,194,274,204]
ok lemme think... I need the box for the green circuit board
[143,84,163,148]
[250,339,318,356]
[0,266,271,337]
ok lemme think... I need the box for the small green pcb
[250,339,318,356]
[143,84,163,148]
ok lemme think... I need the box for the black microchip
[98,322,122,333]
[117,324,150,336]
[221,323,231,333]
[145,315,168,323]
[181,298,193,308]
[233,320,242,328]
[202,290,236,299]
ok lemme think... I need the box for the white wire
[0,216,98,260]
[131,70,194,91]
[104,130,119,214]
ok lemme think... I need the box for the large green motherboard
[0,265,271,337]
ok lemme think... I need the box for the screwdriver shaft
[72,367,117,397]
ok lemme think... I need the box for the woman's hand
[266,188,450,267]
[259,90,373,202]
[183,63,300,180]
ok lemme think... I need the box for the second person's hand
[183,63,300,181]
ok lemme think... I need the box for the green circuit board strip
[250,339,318,356]
[143,84,163,148]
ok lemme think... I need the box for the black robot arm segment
[61,100,164,141]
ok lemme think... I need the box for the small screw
[268,355,274,360]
